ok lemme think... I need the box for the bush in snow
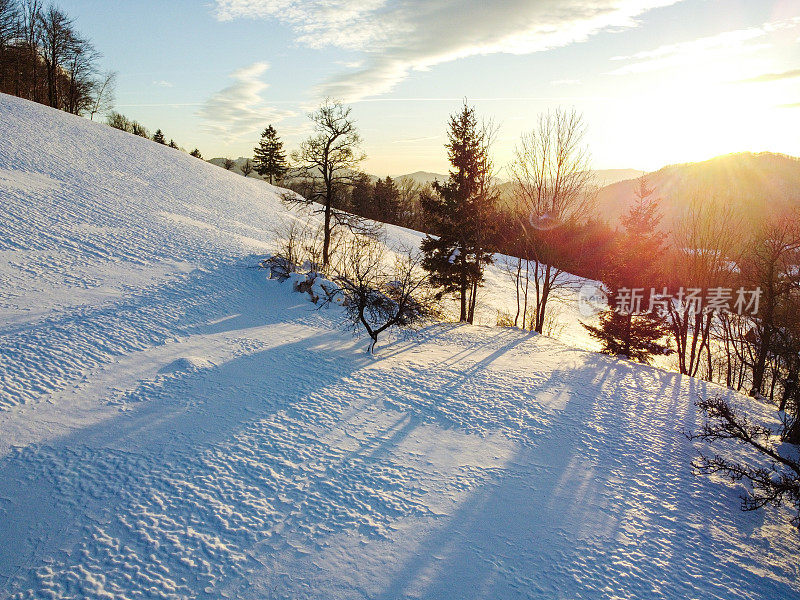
[260,254,295,281]
[325,235,439,353]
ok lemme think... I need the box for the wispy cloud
[391,135,439,144]
[779,101,800,108]
[213,0,682,101]
[197,62,294,142]
[607,17,800,75]
[738,68,800,83]
[152,80,174,88]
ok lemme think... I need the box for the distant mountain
[393,171,447,186]
[595,152,800,228]
[592,168,645,187]
[208,157,268,179]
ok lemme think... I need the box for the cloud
[779,102,800,108]
[738,68,800,83]
[197,62,294,141]
[391,135,439,144]
[607,17,800,75]
[212,0,682,101]
[550,79,581,86]
[152,80,174,88]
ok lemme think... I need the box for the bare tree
[291,98,368,269]
[328,235,439,353]
[510,107,596,333]
[0,0,15,49]
[38,5,73,109]
[668,198,741,378]
[89,70,116,120]
[396,177,424,230]
[222,157,235,170]
[131,120,149,138]
[739,217,800,397]
[62,31,98,115]
[240,159,254,177]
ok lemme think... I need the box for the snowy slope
[0,93,798,599]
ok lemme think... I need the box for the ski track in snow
[0,94,798,599]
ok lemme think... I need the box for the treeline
[0,0,114,117]
[106,112,204,157]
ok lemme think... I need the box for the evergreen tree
[349,173,374,217]
[374,176,401,224]
[421,102,496,323]
[189,148,202,159]
[583,177,672,363]
[253,125,287,184]
[168,139,178,149]
[153,129,165,144]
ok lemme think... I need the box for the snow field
[0,93,797,599]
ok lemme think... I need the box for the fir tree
[421,102,496,323]
[253,125,287,184]
[189,148,202,159]
[583,177,672,363]
[168,139,178,149]
[374,176,401,224]
[152,129,166,144]
[349,173,374,217]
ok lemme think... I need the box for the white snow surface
[0,94,797,599]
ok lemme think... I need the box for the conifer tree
[190,148,202,159]
[349,173,374,217]
[168,139,178,149]
[253,125,288,184]
[152,129,165,144]
[421,101,496,323]
[583,177,672,363]
[374,176,401,224]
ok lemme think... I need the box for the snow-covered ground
[0,93,797,599]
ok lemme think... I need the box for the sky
[57,0,800,175]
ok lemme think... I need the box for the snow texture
[0,94,797,599]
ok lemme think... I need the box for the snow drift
[0,93,797,599]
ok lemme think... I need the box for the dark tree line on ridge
[0,0,114,118]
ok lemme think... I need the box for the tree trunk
[459,253,467,322]
[322,186,332,269]
[513,258,521,328]
[752,325,772,397]
[468,280,478,324]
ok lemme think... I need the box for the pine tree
[190,148,202,159]
[349,173,374,217]
[374,176,401,224]
[421,102,496,323]
[168,139,178,149]
[583,177,672,363]
[153,129,166,144]
[253,125,287,184]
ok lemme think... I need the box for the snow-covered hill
[0,93,797,599]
